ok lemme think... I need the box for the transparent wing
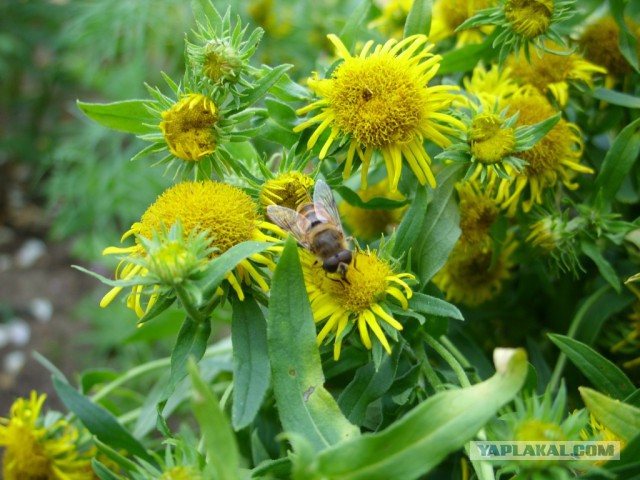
[266,205,312,249]
[313,179,344,234]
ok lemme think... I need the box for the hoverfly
[267,179,353,277]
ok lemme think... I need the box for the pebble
[29,298,53,323]
[15,238,47,268]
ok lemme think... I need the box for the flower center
[507,94,576,175]
[203,40,243,84]
[515,419,565,441]
[260,172,314,211]
[138,181,257,254]
[313,252,391,312]
[329,55,424,148]
[160,94,218,161]
[505,0,554,38]
[469,113,516,164]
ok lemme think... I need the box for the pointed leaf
[580,387,640,442]
[393,186,428,259]
[315,349,529,480]
[404,0,432,38]
[231,294,270,430]
[77,100,156,135]
[409,292,464,321]
[549,334,635,400]
[190,361,241,480]
[267,236,359,450]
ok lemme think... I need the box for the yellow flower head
[101,181,280,317]
[468,112,517,165]
[431,0,494,46]
[295,34,463,192]
[463,63,521,105]
[433,237,517,306]
[159,94,218,162]
[260,171,315,211]
[515,419,565,441]
[301,248,414,360]
[0,392,93,480]
[457,181,500,245]
[506,44,607,106]
[505,0,554,39]
[496,88,593,215]
[579,16,640,80]
[339,180,407,241]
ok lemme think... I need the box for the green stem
[174,283,207,323]
[548,285,609,391]
[413,340,444,391]
[423,332,471,388]
[91,339,232,403]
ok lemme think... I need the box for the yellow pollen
[260,172,314,211]
[138,181,257,254]
[329,55,424,148]
[313,252,391,312]
[505,0,554,38]
[469,113,516,164]
[159,94,218,161]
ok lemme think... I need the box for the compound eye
[338,250,353,265]
[323,257,339,273]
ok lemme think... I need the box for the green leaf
[404,0,432,38]
[409,292,464,321]
[611,0,640,73]
[415,165,464,285]
[189,360,241,480]
[592,117,640,205]
[336,186,409,210]
[267,236,360,451]
[198,241,274,298]
[157,316,211,434]
[314,349,529,480]
[231,294,270,430]
[393,186,428,259]
[91,459,122,480]
[580,387,640,442]
[53,377,156,465]
[581,241,621,293]
[337,351,401,425]
[548,334,635,400]
[237,64,292,109]
[439,30,499,74]
[591,88,640,108]
[76,100,156,135]
[339,0,371,52]
[190,0,222,32]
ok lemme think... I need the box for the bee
[267,179,353,277]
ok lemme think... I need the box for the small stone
[4,350,26,375]
[15,238,47,268]
[29,298,53,323]
[7,318,30,346]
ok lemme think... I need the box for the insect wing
[312,179,344,234]
[266,205,312,249]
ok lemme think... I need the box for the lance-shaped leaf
[312,349,528,480]
[77,100,156,135]
[580,387,640,442]
[267,236,360,451]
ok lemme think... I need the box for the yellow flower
[463,63,521,105]
[159,94,218,162]
[495,88,593,215]
[515,419,565,441]
[295,34,463,192]
[339,180,407,241]
[301,249,414,360]
[579,16,640,81]
[430,0,494,46]
[101,181,280,317]
[505,0,555,39]
[506,44,607,107]
[433,237,517,306]
[260,171,314,211]
[468,112,517,165]
[0,392,93,480]
[457,181,500,245]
